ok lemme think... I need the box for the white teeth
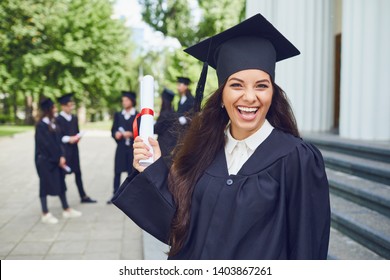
[237,106,258,113]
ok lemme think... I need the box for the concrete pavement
[0,129,165,260]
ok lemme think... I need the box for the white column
[246,0,334,133]
[339,0,390,140]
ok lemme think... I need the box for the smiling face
[222,69,273,140]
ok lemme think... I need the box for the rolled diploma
[63,165,71,173]
[139,75,154,167]
[77,131,85,138]
[118,127,130,146]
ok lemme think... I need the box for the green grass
[0,121,111,137]
[80,120,112,131]
[0,125,34,137]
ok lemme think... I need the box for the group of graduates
[35,93,96,224]
[108,76,194,203]
[35,77,195,223]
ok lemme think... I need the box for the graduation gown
[112,129,330,259]
[111,111,137,174]
[56,114,81,173]
[177,93,195,115]
[154,111,179,157]
[35,121,66,196]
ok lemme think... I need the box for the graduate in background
[113,14,330,259]
[35,98,82,224]
[176,77,194,127]
[108,91,138,204]
[154,88,178,158]
[56,93,96,204]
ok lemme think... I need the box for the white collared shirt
[42,117,56,130]
[60,111,72,122]
[180,95,187,105]
[225,119,274,175]
[122,108,136,120]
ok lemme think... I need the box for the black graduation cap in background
[177,77,191,85]
[184,13,300,112]
[121,91,137,106]
[39,98,54,110]
[57,93,74,105]
[162,88,175,102]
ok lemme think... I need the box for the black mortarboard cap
[39,98,54,110]
[162,88,175,102]
[177,77,191,85]
[184,13,300,111]
[57,93,74,105]
[121,91,137,106]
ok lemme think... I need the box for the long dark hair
[267,84,299,137]
[37,105,56,131]
[160,98,173,113]
[167,81,299,256]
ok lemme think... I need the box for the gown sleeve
[112,157,176,244]
[285,142,330,259]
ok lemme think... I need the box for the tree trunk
[1,95,11,123]
[12,91,18,124]
[24,94,35,125]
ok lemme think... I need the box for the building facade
[246,0,390,141]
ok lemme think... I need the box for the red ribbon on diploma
[133,108,154,139]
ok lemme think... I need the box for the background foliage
[0,0,135,124]
[0,0,245,124]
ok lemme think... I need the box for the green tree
[138,0,245,102]
[197,0,246,40]
[0,0,136,124]
[139,0,246,47]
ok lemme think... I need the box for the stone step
[328,228,384,260]
[326,168,390,218]
[330,193,390,259]
[304,134,390,164]
[321,150,390,185]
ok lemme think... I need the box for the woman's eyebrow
[256,79,270,84]
[228,77,244,83]
[228,77,271,83]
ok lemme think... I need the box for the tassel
[193,61,208,112]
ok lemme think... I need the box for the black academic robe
[111,111,137,174]
[154,111,179,157]
[177,93,195,115]
[35,121,66,196]
[112,129,330,260]
[56,114,81,173]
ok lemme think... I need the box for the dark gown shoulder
[36,120,48,130]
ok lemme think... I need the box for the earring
[221,103,225,108]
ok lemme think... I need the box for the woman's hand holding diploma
[133,136,161,172]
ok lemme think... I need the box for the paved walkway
[0,129,165,260]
